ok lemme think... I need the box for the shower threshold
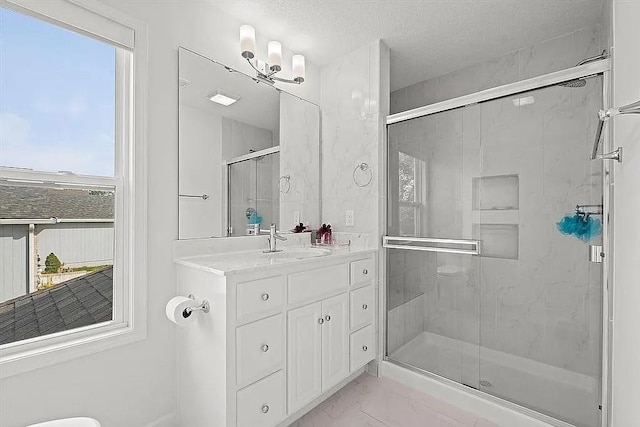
[387,332,599,427]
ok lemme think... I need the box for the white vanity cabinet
[287,292,349,413]
[175,249,377,427]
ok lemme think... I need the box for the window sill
[0,320,146,378]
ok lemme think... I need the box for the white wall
[178,104,223,239]
[0,1,320,426]
[320,40,389,237]
[611,0,640,425]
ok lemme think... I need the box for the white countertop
[174,245,377,276]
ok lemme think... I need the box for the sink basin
[262,247,331,259]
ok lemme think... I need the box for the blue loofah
[556,214,602,241]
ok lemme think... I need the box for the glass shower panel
[227,151,280,236]
[387,107,481,385]
[476,77,603,427]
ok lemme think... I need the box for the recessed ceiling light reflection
[512,96,535,107]
[208,91,240,106]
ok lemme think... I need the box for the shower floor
[389,332,600,427]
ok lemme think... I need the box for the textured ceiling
[207,0,605,91]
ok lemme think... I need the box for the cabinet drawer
[237,275,284,321]
[350,258,374,286]
[350,324,374,372]
[288,264,348,304]
[236,315,283,387]
[350,285,374,331]
[237,370,285,427]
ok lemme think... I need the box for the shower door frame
[383,58,612,427]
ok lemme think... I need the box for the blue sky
[0,6,115,177]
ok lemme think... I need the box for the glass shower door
[386,74,604,427]
[475,78,603,427]
[386,107,481,386]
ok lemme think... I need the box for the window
[0,0,147,377]
[398,151,425,236]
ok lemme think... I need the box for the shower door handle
[382,236,481,256]
[589,245,604,263]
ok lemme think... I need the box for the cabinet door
[321,293,349,392]
[287,301,322,414]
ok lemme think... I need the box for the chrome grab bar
[383,236,481,256]
[590,99,640,163]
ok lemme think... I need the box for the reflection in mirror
[227,148,280,237]
[178,48,320,239]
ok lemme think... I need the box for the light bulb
[268,41,282,72]
[292,55,305,83]
[240,25,256,59]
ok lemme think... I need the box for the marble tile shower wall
[390,26,603,114]
[387,30,604,378]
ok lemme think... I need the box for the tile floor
[288,374,499,427]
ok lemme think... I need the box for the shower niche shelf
[472,174,519,211]
[473,224,519,260]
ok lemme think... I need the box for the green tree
[44,253,62,274]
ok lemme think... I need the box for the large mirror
[178,48,320,239]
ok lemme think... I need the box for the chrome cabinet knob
[318,318,324,324]
[362,304,368,310]
[325,315,331,322]
[261,293,269,301]
[261,344,269,352]
[362,345,368,351]
[261,405,269,414]
[363,269,368,275]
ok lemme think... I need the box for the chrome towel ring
[353,162,373,187]
[279,174,291,194]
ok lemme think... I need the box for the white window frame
[0,0,148,378]
[398,151,425,237]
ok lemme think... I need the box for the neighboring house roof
[0,185,114,219]
[0,266,113,345]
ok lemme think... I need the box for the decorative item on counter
[292,223,307,233]
[315,223,332,244]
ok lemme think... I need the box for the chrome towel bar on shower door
[383,236,481,256]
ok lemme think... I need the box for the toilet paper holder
[183,294,210,318]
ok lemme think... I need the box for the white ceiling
[208,0,605,91]
[179,48,280,132]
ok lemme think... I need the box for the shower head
[558,50,608,89]
[559,78,587,88]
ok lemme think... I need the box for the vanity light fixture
[239,24,305,85]
[208,90,239,106]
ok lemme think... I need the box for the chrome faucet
[265,223,287,252]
